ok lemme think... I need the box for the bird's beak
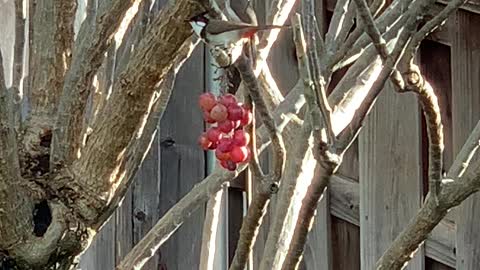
[184,19,191,23]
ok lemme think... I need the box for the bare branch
[448,121,480,178]
[353,0,405,89]
[278,14,336,269]
[236,55,286,181]
[52,0,139,165]
[401,64,444,203]
[304,2,335,145]
[404,0,468,60]
[325,0,351,56]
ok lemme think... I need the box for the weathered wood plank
[158,44,206,270]
[79,219,116,270]
[359,83,424,269]
[329,174,456,267]
[331,216,361,270]
[132,135,161,269]
[452,10,480,270]
[115,188,134,265]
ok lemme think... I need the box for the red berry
[198,93,217,112]
[198,133,212,150]
[240,108,253,126]
[227,103,244,121]
[215,148,230,161]
[218,120,235,133]
[203,111,216,123]
[210,104,228,122]
[233,130,250,146]
[217,137,234,153]
[207,127,222,142]
[219,94,237,107]
[220,160,237,171]
[208,141,218,150]
[230,146,249,163]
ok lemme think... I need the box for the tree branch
[404,0,468,61]
[228,55,287,270]
[0,49,32,254]
[325,0,351,56]
[401,64,444,203]
[51,0,138,166]
[447,121,480,178]
[49,0,208,224]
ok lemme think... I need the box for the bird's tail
[255,24,290,31]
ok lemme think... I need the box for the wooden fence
[66,0,478,269]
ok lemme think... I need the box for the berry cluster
[198,93,253,171]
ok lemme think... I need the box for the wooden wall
[76,0,479,269]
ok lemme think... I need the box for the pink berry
[218,120,235,133]
[210,104,228,122]
[217,137,234,153]
[198,133,212,150]
[220,160,237,171]
[240,107,253,126]
[198,93,217,112]
[233,130,250,146]
[219,94,237,107]
[207,127,222,142]
[203,111,216,123]
[215,148,230,161]
[230,146,249,163]
[227,103,244,121]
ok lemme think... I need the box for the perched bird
[188,12,284,50]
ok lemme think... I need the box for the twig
[401,64,444,203]
[324,0,351,56]
[229,55,287,270]
[353,0,405,89]
[52,0,139,166]
[404,0,468,60]
[304,1,335,146]
[447,121,480,178]
[236,55,286,181]
[336,21,416,150]
[280,14,339,270]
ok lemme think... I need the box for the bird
[188,12,285,51]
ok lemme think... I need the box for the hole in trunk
[32,200,52,237]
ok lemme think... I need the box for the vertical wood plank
[132,135,161,269]
[359,83,424,270]
[158,44,205,270]
[115,188,133,265]
[79,219,116,270]
[452,10,480,270]
[331,216,360,270]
